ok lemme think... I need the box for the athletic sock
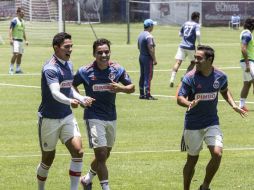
[16,64,21,72]
[37,162,50,190]
[9,63,14,71]
[239,98,246,108]
[170,71,177,83]
[100,180,110,190]
[82,168,97,184]
[69,158,83,190]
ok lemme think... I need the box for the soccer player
[239,17,254,111]
[170,12,201,87]
[9,7,28,74]
[177,45,247,190]
[137,19,158,100]
[73,38,135,190]
[36,32,94,190]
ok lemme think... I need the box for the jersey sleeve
[178,79,192,98]
[10,19,16,29]
[44,68,59,86]
[73,70,84,87]
[241,32,252,45]
[119,69,132,86]
[146,35,155,47]
[220,74,228,91]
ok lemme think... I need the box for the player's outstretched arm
[220,88,247,118]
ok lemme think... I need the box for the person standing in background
[137,19,158,100]
[9,7,28,74]
[239,17,254,111]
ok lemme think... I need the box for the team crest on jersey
[213,80,220,89]
[108,73,115,80]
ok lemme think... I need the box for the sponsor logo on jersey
[93,83,112,92]
[60,80,73,88]
[213,80,220,89]
[195,92,217,101]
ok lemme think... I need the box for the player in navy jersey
[137,19,158,100]
[73,38,135,190]
[177,45,247,190]
[170,12,201,88]
[36,32,94,190]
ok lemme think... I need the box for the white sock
[9,63,14,70]
[239,98,246,108]
[83,168,97,184]
[170,71,177,83]
[100,180,110,190]
[69,158,83,190]
[16,64,21,71]
[37,163,50,190]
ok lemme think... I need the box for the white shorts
[38,114,81,151]
[240,61,254,82]
[85,119,116,148]
[12,40,24,54]
[175,47,195,61]
[183,125,223,156]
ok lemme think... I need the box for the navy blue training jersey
[137,31,155,56]
[178,67,228,130]
[179,21,200,50]
[38,55,73,119]
[73,61,132,121]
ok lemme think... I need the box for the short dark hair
[16,7,23,13]
[52,32,72,47]
[197,45,215,64]
[191,12,200,20]
[243,17,254,31]
[93,38,111,55]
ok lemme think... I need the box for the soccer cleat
[15,70,23,74]
[169,82,174,88]
[240,106,248,112]
[9,69,14,75]
[139,95,145,99]
[80,177,92,190]
[145,95,158,100]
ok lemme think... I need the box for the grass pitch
[0,22,253,189]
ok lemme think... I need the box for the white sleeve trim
[49,83,71,105]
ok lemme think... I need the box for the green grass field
[0,22,254,190]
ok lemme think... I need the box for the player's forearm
[49,83,71,105]
[177,96,191,108]
[122,84,135,94]
[149,48,157,62]
[221,89,237,108]
[71,87,88,102]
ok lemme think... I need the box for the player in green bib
[9,7,28,74]
[239,17,254,111]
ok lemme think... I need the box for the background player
[73,38,135,190]
[9,7,28,74]
[36,32,94,190]
[137,19,158,100]
[177,45,246,190]
[170,12,201,87]
[239,17,254,111]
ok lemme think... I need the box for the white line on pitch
[1,83,254,104]
[0,66,241,76]
[1,147,254,158]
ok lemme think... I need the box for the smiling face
[94,44,111,69]
[195,50,210,72]
[54,38,73,61]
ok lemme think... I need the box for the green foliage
[0,23,253,189]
